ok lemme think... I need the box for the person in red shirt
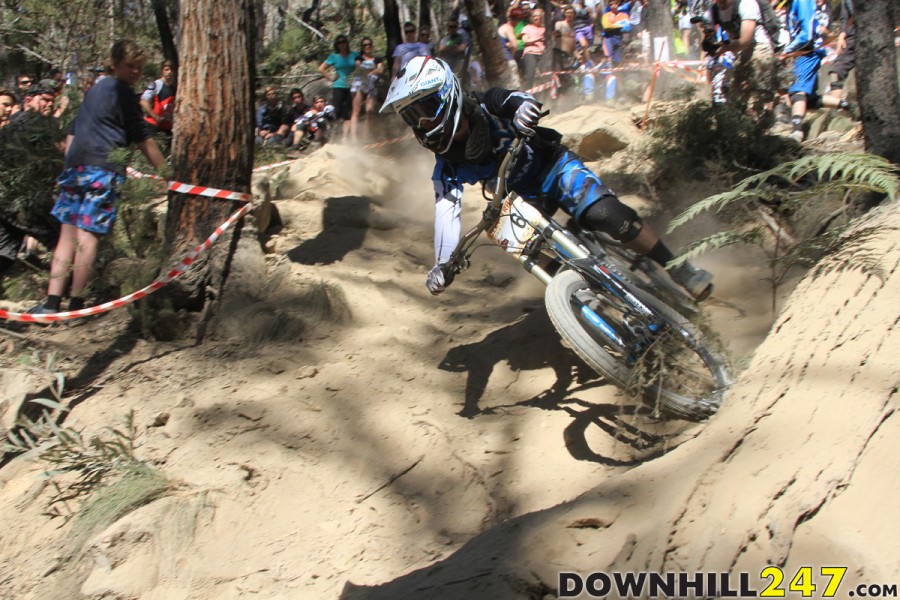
[140,59,176,132]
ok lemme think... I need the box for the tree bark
[855,0,900,165]
[462,0,510,86]
[643,0,674,60]
[163,0,256,333]
[151,0,179,68]
[418,0,432,30]
[383,0,403,77]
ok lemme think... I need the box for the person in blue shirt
[255,85,290,146]
[28,40,165,316]
[780,0,826,142]
[318,35,359,128]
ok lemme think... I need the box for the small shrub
[642,101,796,185]
[667,152,899,311]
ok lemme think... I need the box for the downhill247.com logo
[559,567,898,598]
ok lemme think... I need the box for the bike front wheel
[544,270,731,420]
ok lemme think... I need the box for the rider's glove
[701,38,720,56]
[513,100,543,137]
[426,264,455,295]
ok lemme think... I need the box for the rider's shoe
[668,262,714,302]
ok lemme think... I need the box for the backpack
[711,0,786,50]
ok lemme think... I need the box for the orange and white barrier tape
[167,181,251,202]
[1,201,253,324]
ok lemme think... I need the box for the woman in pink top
[520,7,546,90]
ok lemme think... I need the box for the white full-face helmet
[380,56,463,154]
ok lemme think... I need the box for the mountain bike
[444,137,731,420]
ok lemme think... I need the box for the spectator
[0,86,64,285]
[601,0,629,66]
[418,26,436,55]
[0,90,18,127]
[27,39,166,316]
[140,59,177,133]
[553,5,579,96]
[599,0,630,103]
[520,7,547,90]
[392,22,431,75]
[292,96,336,146]
[467,56,486,92]
[675,2,696,58]
[10,84,58,124]
[498,7,525,88]
[286,88,310,126]
[780,0,826,142]
[255,85,290,146]
[628,0,650,63]
[318,35,358,131]
[821,0,855,115]
[705,0,777,110]
[814,0,830,35]
[349,37,385,143]
[43,70,71,120]
[15,74,33,107]
[437,18,472,81]
[572,0,597,65]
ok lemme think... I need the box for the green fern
[667,228,767,267]
[665,152,898,313]
[668,152,899,233]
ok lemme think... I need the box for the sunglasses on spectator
[19,79,33,85]
[337,39,348,44]
[362,42,373,46]
[405,28,416,33]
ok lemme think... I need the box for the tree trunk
[855,0,900,165]
[643,0,674,61]
[383,0,403,76]
[151,0,179,68]
[462,0,510,86]
[419,0,432,30]
[162,0,256,337]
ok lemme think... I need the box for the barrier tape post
[642,39,667,130]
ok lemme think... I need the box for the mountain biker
[379,56,714,300]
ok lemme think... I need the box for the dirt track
[2,106,895,600]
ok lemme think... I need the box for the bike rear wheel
[544,269,731,420]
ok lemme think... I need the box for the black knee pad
[581,195,643,243]
[790,92,807,105]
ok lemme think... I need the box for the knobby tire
[544,270,731,420]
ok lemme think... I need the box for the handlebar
[445,137,525,274]
[445,108,550,274]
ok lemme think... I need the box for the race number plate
[486,197,543,258]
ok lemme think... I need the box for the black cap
[25,85,54,97]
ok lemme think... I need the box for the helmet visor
[399,93,448,136]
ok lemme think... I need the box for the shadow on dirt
[439,310,683,467]
[286,196,373,265]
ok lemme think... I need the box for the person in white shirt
[392,22,431,75]
[705,0,779,111]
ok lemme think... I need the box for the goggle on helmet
[380,56,462,154]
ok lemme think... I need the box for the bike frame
[446,137,661,356]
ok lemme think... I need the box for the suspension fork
[517,214,591,286]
